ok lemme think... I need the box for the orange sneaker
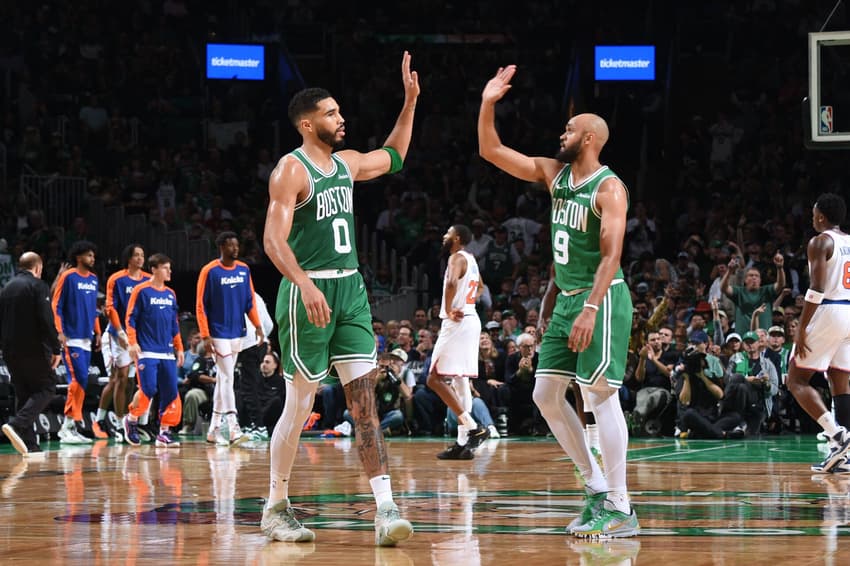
[92,420,109,439]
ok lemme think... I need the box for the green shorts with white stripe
[275,271,376,382]
[536,281,632,388]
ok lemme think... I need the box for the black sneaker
[466,425,490,450]
[724,426,746,440]
[437,443,474,460]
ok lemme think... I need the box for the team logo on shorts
[71,352,79,359]
[138,363,146,371]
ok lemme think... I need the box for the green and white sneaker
[261,500,316,542]
[374,502,413,547]
[572,505,640,539]
[567,489,608,533]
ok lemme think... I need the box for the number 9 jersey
[549,165,627,291]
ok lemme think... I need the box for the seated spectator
[632,331,674,435]
[258,352,287,435]
[475,330,508,420]
[484,320,504,352]
[720,332,742,366]
[504,332,541,435]
[675,338,744,440]
[179,345,216,436]
[726,330,779,435]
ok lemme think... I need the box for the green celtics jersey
[549,164,627,290]
[287,148,358,271]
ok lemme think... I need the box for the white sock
[458,411,476,429]
[604,489,631,514]
[96,408,107,421]
[586,387,630,498]
[370,474,394,508]
[138,412,149,426]
[63,416,75,428]
[818,413,842,437]
[267,473,289,509]
[457,424,469,446]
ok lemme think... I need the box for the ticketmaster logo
[595,45,655,81]
[598,58,651,69]
[210,57,261,68]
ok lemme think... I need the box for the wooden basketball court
[1,435,848,564]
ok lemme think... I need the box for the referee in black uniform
[0,252,62,455]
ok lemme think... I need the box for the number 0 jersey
[287,148,358,271]
[549,164,627,291]
[439,250,480,318]
[814,229,850,301]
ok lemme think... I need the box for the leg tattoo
[344,370,389,477]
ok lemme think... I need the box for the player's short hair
[453,224,473,246]
[288,87,333,128]
[815,193,847,225]
[215,231,238,248]
[120,243,144,268]
[148,253,172,268]
[68,240,97,263]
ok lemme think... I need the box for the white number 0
[553,230,569,265]
[332,218,352,254]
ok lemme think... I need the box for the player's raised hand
[482,65,517,104]
[401,51,420,103]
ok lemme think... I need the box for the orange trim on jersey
[124,281,154,346]
[63,347,85,420]
[105,269,127,329]
[243,261,262,329]
[195,260,219,338]
[51,269,76,334]
[165,285,184,353]
[173,332,184,353]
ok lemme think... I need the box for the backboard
[806,30,850,149]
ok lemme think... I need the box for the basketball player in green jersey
[261,51,419,547]
[478,65,638,538]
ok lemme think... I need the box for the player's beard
[441,239,453,257]
[317,126,345,150]
[555,139,581,163]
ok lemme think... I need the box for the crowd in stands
[1,0,848,440]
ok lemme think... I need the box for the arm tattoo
[344,370,389,476]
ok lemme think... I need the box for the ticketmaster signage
[594,45,655,81]
[206,44,265,80]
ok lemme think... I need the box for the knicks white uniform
[796,229,850,372]
[430,250,481,377]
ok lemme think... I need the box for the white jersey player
[787,193,850,474]
[426,224,490,459]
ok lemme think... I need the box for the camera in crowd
[381,366,400,384]
[682,344,707,374]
